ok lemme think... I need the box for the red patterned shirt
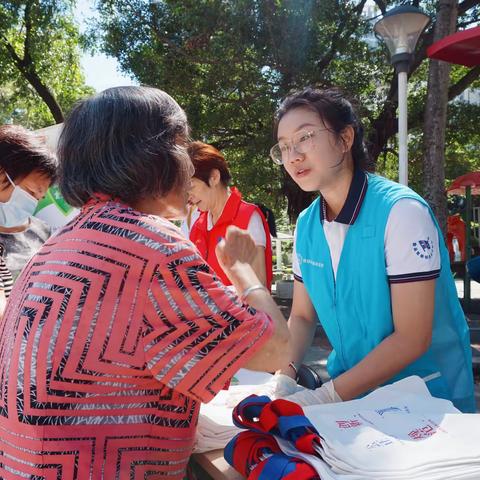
[0,198,273,479]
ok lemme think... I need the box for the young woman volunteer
[274,87,475,413]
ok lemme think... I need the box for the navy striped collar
[320,169,368,225]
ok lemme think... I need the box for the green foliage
[0,1,94,129]
[90,0,480,218]
[90,1,376,213]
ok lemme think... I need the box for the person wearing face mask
[0,125,56,299]
[185,141,273,289]
[271,87,475,413]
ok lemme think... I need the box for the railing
[272,232,294,273]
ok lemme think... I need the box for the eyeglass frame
[269,127,331,165]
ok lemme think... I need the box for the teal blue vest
[296,174,476,413]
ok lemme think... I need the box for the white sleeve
[180,220,190,238]
[247,211,267,248]
[292,226,302,281]
[180,208,201,238]
[385,198,441,283]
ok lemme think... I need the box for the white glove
[225,373,303,408]
[284,380,342,407]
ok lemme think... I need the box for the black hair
[0,125,57,189]
[274,86,369,170]
[57,86,192,208]
[274,87,371,220]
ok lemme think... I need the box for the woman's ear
[340,125,355,153]
[208,169,221,187]
[0,171,10,191]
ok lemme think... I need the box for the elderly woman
[0,86,290,479]
[0,125,56,315]
[185,141,273,289]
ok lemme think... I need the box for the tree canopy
[91,0,480,219]
[0,0,93,129]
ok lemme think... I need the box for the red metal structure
[427,26,480,67]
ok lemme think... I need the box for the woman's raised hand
[215,226,257,271]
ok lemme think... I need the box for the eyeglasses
[269,127,330,165]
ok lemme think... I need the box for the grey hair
[57,86,192,208]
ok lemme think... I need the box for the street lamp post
[374,6,431,186]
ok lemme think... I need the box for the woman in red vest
[186,141,273,289]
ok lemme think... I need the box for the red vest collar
[214,187,243,227]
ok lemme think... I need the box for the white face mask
[0,173,38,228]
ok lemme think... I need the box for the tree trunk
[21,62,64,123]
[422,0,458,238]
[1,37,64,123]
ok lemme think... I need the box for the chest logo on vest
[412,237,434,259]
[297,253,324,269]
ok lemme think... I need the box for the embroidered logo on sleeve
[413,237,434,259]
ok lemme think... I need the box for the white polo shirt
[293,171,440,284]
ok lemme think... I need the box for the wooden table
[192,450,243,480]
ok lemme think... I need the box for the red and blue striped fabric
[225,395,321,479]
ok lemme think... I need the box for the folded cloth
[195,371,303,453]
[194,412,240,453]
[274,376,480,480]
[224,431,282,477]
[225,373,303,408]
[222,376,480,480]
[248,453,320,480]
[232,395,321,455]
[225,430,320,479]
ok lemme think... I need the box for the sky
[74,0,137,92]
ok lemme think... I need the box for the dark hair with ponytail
[274,87,371,220]
[274,86,370,170]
